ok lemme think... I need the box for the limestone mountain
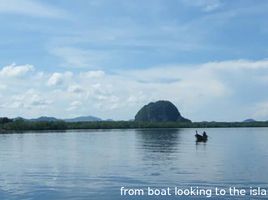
[135,100,191,122]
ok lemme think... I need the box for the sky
[0,0,268,121]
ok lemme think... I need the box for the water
[0,128,268,200]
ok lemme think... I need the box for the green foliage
[0,119,67,132]
[1,119,268,133]
[0,117,13,124]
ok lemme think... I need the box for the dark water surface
[0,128,268,200]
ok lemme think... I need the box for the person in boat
[195,130,202,139]
[203,131,207,138]
[195,130,198,135]
[202,131,208,140]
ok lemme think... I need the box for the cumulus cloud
[47,72,73,86]
[68,84,83,93]
[0,63,34,77]
[0,59,268,121]
[47,73,63,86]
[82,70,105,78]
[1,89,52,112]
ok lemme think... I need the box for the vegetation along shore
[1,119,268,133]
[1,100,267,132]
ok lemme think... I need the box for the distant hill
[64,116,102,122]
[17,115,102,122]
[30,116,59,122]
[105,119,114,121]
[14,117,26,121]
[135,100,191,122]
[243,118,256,123]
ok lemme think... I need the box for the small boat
[195,131,208,142]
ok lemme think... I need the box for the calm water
[0,128,268,200]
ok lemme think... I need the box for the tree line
[1,117,268,132]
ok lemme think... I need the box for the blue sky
[0,0,268,121]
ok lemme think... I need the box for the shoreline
[1,121,268,133]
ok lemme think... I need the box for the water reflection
[195,140,207,152]
[135,129,181,154]
[195,139,208,146]
[134,129,182,179]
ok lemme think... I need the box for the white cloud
[70,101,81,107]
[67,101,82,111]
[202,59,268,70]
[0,63,34,77]
[51,47,109,68]
[82,70,105,78]
[67,84,83,93]
[3,89,52,110]
[0,0,67,18]
[253,102,268,120]
[0,59,268,121]
[47,72,73,86]
[47,73,63,86]
[181,0,222,12]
